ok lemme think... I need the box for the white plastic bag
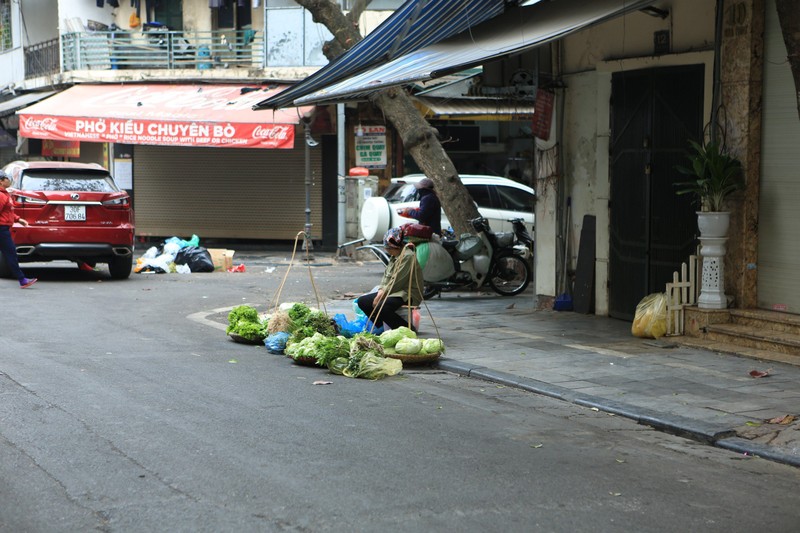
[422,240,456,282]
[163,241,181,256]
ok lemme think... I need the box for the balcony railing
[25,38,60,79]
[60,26,328,72]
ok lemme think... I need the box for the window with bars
[0,0,11,52]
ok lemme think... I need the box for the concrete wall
[20,0,58,44]
[562,1,715,73]
[0,1,24,87]
[58,0,116,32]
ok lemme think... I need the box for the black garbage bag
[175,246,215,273]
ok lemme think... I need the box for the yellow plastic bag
[129,11,141,28]
[631,293,668,339]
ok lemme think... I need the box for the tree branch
[294,0,371,61]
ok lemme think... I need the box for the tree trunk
[776,0,800,119]
[293,0,480,236]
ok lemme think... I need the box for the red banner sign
[531,89,555,140]
[20,115,295,149]
[16,84,307,149]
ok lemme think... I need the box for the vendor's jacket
[381,248,424,307]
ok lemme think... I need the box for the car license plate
[65,205,86,221]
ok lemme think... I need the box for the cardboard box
[207,248,235,272]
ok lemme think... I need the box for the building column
[719,0,765,308]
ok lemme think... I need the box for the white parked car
[360,174,535,242]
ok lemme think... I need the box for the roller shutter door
[133,144,323,240]
[758,0,800,313]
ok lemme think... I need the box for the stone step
[729,309,800,336]
[676,336,800,367]
[704,322,800,357]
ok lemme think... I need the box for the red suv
[0,161,135,279]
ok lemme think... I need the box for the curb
[435,358,800,469]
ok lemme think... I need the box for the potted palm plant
[675,140,744,237]
[674,140,744,309]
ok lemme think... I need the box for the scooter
[360,217,531,298]
[510,217,534,279]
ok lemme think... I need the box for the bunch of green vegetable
[313,335,351,367]
[324,333,400,379]
[287,303,336,342]
[287,303,312,323]
[226,305,269,342]
[284,332,351,366]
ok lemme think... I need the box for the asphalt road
[1,257,799,532]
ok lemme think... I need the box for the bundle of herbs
[287,303,337,342]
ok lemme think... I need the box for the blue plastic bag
[165,234,200,249]
[264,331,290,354]
[334,312,384,338]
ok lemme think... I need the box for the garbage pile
[135,234,240,274]
[226,302,443,380]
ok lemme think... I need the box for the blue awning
[253,0,510,110]
[293,0,657,106]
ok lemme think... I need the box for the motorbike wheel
[489,254,530,296]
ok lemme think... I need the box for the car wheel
[360,196,393,242]
[108,254,132,280]
[0,251,11,278]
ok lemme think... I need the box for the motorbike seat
[441,239,459,252]
[495,232,515,248]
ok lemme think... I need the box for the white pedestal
[698,236,728,309]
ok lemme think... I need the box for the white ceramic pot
[697,211,730,238]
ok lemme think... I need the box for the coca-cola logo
[253,125,290,140]
[23,117,58,132]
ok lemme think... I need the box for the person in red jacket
[0,171,37,288]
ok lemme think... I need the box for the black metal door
[609,65,703,320]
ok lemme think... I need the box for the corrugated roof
[294,0,657,106]
[253,0,510,110]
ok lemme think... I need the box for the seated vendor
[356,228,424,332]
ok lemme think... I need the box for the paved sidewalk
[327,290,800,468]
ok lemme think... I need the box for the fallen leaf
[313,380,333,385]
[228,359,237,364]
[590,407,600,412]
[616,459,626,463]
[745,421,761,427]
[767,414,796,425]
[531,443,543,449]
[609,492,622,497]
[749,369,771,378]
